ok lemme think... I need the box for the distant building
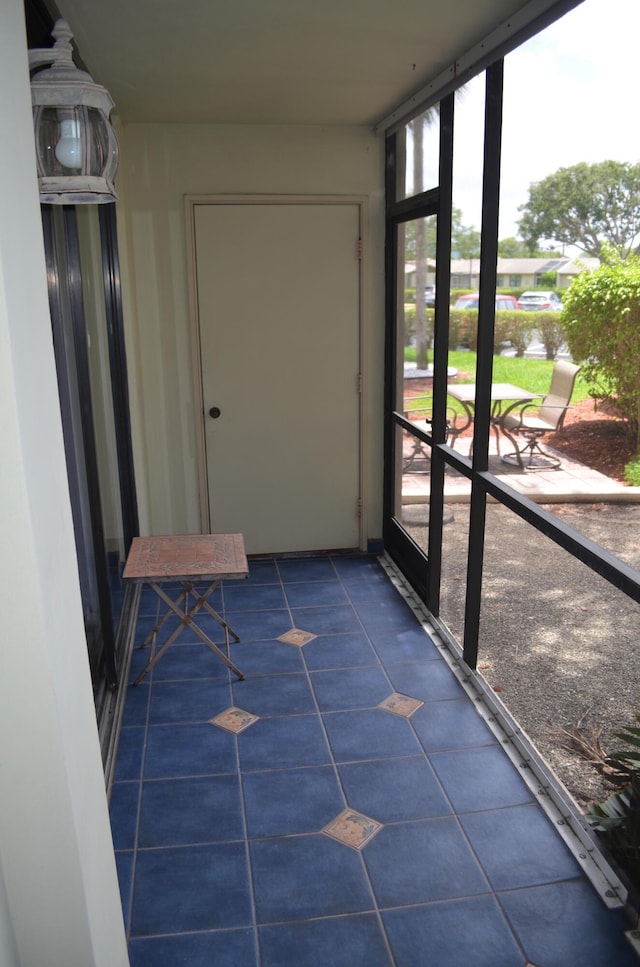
[556,257,600,289]
[405,256,599,291]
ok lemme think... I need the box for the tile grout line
[115,555,638,963]
[377,552,631,911]
[342,564,528,956]
[313,557,398,967]
[124,603,156,945]
[223,562,258,962]
[258,556,398,962]
[337,559,619,963]
[235,727,263,966]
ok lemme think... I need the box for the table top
[447,382,538,404]
[123,534,248,583]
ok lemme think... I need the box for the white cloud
[454,0,640,241]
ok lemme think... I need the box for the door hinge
[356,497,362,519]
[357,237,363,260]
[357,373,363,394]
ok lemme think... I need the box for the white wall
[118,122,385,542]
[0,5,128,964]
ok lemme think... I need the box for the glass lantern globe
[30,20,119,204]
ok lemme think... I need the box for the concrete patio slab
[402,438,640,504]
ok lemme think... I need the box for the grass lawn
[404,348,590,411]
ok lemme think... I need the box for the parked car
[454,293,518,310]
[424,284,436,306]
[517,290,563,311]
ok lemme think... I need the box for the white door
[193,201,361,555]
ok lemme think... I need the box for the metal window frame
[42,205,119,689]
[99,204,139,550]
[377,0,584,135]
[383,43,640,672]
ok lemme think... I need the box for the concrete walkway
[402,437,640,504]
[402,364,640,504]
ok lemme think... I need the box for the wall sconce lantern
[29,19,119,204]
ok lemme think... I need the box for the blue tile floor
[110,554,637,967]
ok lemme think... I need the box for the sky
[449,0,640,246]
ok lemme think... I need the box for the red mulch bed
[544,399,635,484]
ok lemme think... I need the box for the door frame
[184,193,369,548]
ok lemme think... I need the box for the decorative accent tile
[210,706,259,734]
[379,692,424,718]
[322,808,382,850]
[278,628,318,647]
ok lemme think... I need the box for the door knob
[209,406,221,419]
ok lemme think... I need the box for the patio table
[447,383,540,457]
[123,533,248,685]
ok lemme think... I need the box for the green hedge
[404,288,560,305]
[562,254,640,443]
[455,309,566,357]
[404,305,567,357]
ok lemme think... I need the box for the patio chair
[402,398,463,472]
[501,360,581,470]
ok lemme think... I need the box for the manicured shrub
[535,312,566,360]
[448,308,532,355]
[587,713,640,891]
[562,251,640,444]
[624,455,640,487]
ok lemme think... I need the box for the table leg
[491,420,503,456]
[497,399,530,470]
[133,580,245,685]
[133,611,193,685]
[200,597,240,653]
[499,423,526,469]
[179,616,244,681]
[138,588,185,650]
[456,400,474,457]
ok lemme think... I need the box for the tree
[452,218,480,262]
[404,208,479,261]
[497,237,561,258]
[411,115,430,370]
[405,110,482,369]
[518,161,640,259]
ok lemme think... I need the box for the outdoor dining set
[404,360,581,473]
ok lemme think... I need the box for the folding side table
[123,534,248,685]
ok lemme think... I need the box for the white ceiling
[53,0,536,126]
